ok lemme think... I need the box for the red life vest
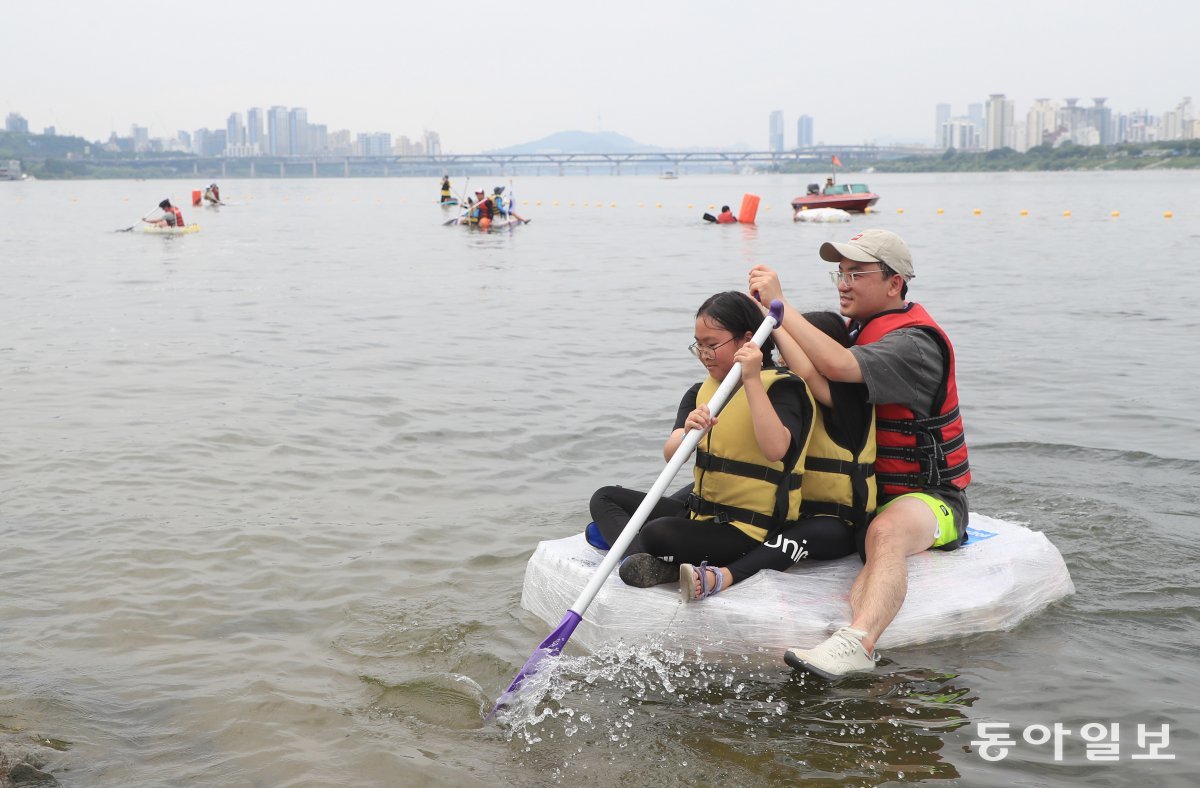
[716,211,737,224]
[169,206,184,226]
[855,302,971,496]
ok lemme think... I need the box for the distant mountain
[488,130,660,155]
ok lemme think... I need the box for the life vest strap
[686,494,778,532]
[878,457,971,489]
[877,405,961,435]
[876,431,966,463]
[695,450,802,490]
[799,501,867,529]
[804,456,875,478]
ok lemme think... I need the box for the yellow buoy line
[506,201,1173,217]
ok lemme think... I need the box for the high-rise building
[131,125,149,152]
[1025,99,1058,149]
[5,113,29,133]
[797,115,813,148]
[768,110,784,152]
[268,106,290,156]
[289,107,309,155]
[967,104,984,135]
[358,132,391,157]
[1057,98,1087,142]
[984,94,1013,150]
[1085,98,1113,145]
[327,129,353,156]
[423,130,442,156]
[208,129,227,157]
[227,112,246,147]
[309,124,328,155]
[935,104,951,148]
[247,107,264,153]
[192,128,209,156]
[941,118,981,151]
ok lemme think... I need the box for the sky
[3,0,1196,152]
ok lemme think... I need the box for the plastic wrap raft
[793,207,852,223]
[140,223,201,235]
[521,514,1074,656]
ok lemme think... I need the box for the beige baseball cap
[819,229,915,280]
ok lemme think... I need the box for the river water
[1,172,1196,786]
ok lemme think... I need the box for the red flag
[831,155,843,168]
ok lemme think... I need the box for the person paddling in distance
[203,183,221,205]
[678,310,876,601]
[146,199,184,228]
[491,186,529,224]
[747,229,972,680]
[440,175,453,203]
[468,189,493,226]
[593,291,817,589]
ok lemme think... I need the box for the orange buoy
[192,189,202,206]
[737,193,760,224]
[479,217,492,230]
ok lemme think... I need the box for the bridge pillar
[193,161,198,175]
[250,161,256,177]
[344,159,349,177]
[312,160,317,177]
[222,161,227,177]
[279,161,285,178]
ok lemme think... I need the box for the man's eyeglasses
[688,336,736,358]
[829,268,889,286]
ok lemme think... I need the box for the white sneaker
[784,627,878,680]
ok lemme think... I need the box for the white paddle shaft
[567,300,784,616]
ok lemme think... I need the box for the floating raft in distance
[521,514,1074,656]
[794,207,852,223]
[140,224,201,235]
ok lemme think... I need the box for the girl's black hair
[695,291,778,364]
[802,310,853,348]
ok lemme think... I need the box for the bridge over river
[98,145,937,179]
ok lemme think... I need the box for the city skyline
[7,88,1194,160]
[3,1,1197,152]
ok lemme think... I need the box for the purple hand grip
[769,299,785,324]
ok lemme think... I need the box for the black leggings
[589,485,692,558]
[590,485,856,584]
[723,516,856,584]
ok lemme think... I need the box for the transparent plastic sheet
[520,514,1074,655]
[793,207,852,222]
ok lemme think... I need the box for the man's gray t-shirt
[849,327,943,417]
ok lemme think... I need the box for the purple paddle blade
[492,611,582,712]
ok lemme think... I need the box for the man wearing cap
[748,229,971,680]
[467,189,490,225]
